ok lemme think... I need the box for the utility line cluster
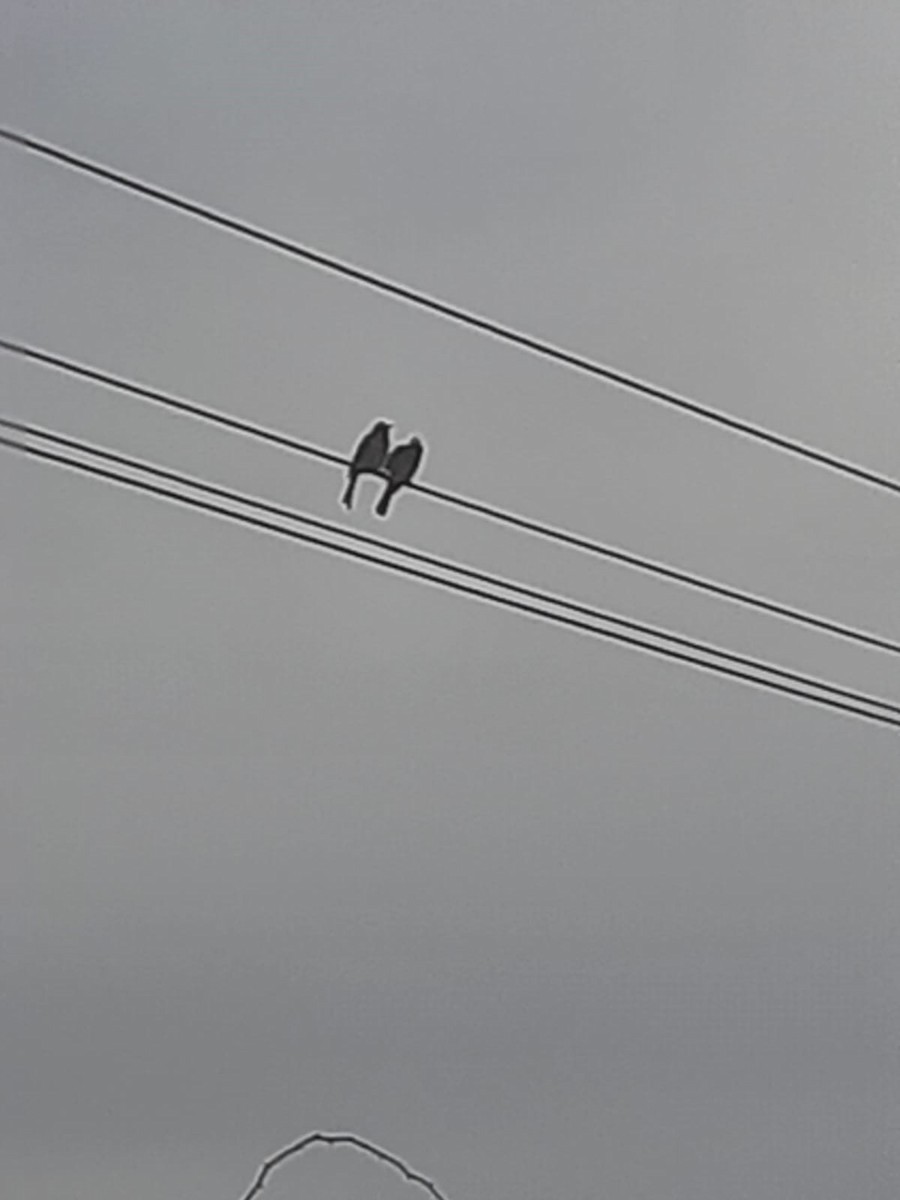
[3,423,899,731]
[3,125,900,500]
[2,126,898,730]
[4,337,899,660]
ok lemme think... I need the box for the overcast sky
[2,3,899,1198]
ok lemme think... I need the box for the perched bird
[374,436,425,517]
[341,420,392,510]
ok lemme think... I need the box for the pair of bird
[340,421,425,517]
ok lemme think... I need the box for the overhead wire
[4,336,900,660]
[3,124,900,501]
[3,424,899,732]
[6,413,900,719]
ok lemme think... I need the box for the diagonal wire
[4,335,900,659]
[5,414,900,720]
[3,125,900,500]
[4,432,899,731]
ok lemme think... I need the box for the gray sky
[2,3,899,1197]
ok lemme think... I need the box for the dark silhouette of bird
[341,420,392,510]
[374,436,425,517]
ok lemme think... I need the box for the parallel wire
[3,125,900,501]
[4,335,900,660]
[7,414,900,719]
[4,433,899,732]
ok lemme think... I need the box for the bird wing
[386,441,423,483]
[353,426,389,471]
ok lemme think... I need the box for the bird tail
[340,473,357,510]
[375,482,396,518]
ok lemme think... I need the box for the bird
[374,436,425,517]
[341,420,392,510]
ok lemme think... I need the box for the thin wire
[4,335,900,659]
[3,124,899,501]
[4,434,899,732]
[7,414,899,719]
[239,1131,449,1200]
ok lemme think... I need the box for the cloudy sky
[2,3,899,1197]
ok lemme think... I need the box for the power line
[3,124,899,501]
[7,414,899,720]
[1,339,344,468]
[5,335,900,660]
[3,431,899,733]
